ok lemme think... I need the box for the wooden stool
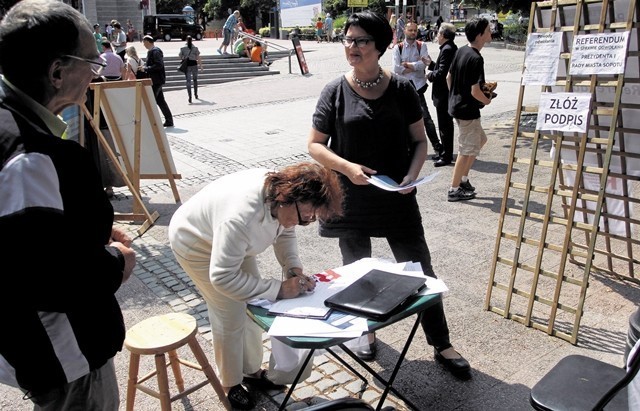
[124,312,231,410]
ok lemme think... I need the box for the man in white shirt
[392,22,443,159]
[111,22,127,60]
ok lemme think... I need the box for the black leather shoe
[163,122,174,127]
[227,384,255,410]
[434,348,471,379]
[355,340,377,361]
[431,152,442,161]
[434,158,452,167]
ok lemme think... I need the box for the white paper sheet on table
[265,258,407,318]
[249,258,448,338]
[268,314,368,338]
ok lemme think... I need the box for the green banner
[348,0,368,7]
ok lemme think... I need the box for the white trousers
[174,252,263,387]
[173,251,312,387]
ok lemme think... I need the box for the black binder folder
[324,269,426,321]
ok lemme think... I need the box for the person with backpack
[391,21,442,160]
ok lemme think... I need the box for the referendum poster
[280,0,322,28]
[569,32,629,75]
[522,32,563,85]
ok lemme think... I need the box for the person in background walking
[426,22,458,167]
[124,45,142,81]
[446,17,493,201]
[179,35,203,103]
[141,35,174,127]
[389,13,397,47]
[111,22,127,60]
[324,13,334,42]
[0,1,136,408]
[396,13,406,43]
[315,17,324,42]
[218,10,239,54]
[93,23,103,52]
[391,21,442,162]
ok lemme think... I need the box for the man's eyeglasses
[62,55,108,75]
[294,201,316,226]
[341,37,374,48]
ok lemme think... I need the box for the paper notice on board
[569,32,629,75]
[536,92,592,133]
[522,32,563,85]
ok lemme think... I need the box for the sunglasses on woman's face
[295,201,317,226]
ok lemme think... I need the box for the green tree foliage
[202,0,275,31]
[323,0,386,19]
[157,0,188,14]
[466,0,533,16]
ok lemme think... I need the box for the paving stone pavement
[2,37,638,411]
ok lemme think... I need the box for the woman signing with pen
[168,162,343,410]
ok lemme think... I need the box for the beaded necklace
[352,66,384,89]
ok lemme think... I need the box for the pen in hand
[288,268,316,294]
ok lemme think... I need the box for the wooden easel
[82,79,181,236]
[484,0,637,344]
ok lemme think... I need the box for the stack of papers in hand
[367,173,438,192]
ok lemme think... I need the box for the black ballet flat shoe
[227,384,255,410]
[242,369,285,391]
[434,348,471,380]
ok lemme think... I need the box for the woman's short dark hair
[264,162,344,220]
[465,18,489,43]
[344,11,393,59]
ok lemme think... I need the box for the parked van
[143,14,203,42]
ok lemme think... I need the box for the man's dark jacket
[0,82,126,394]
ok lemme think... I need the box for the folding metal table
[247,293,441,410]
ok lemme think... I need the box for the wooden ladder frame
[484,0,638,344]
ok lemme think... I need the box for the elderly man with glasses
[0,1,136,409]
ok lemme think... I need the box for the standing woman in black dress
[307,10,471,380]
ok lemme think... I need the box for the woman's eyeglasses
[341,37,374,48]
[294,201,316,226]
[62,55,108,75]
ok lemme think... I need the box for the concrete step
[160,50,290,90]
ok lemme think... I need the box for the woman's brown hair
[264,162,344,220]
